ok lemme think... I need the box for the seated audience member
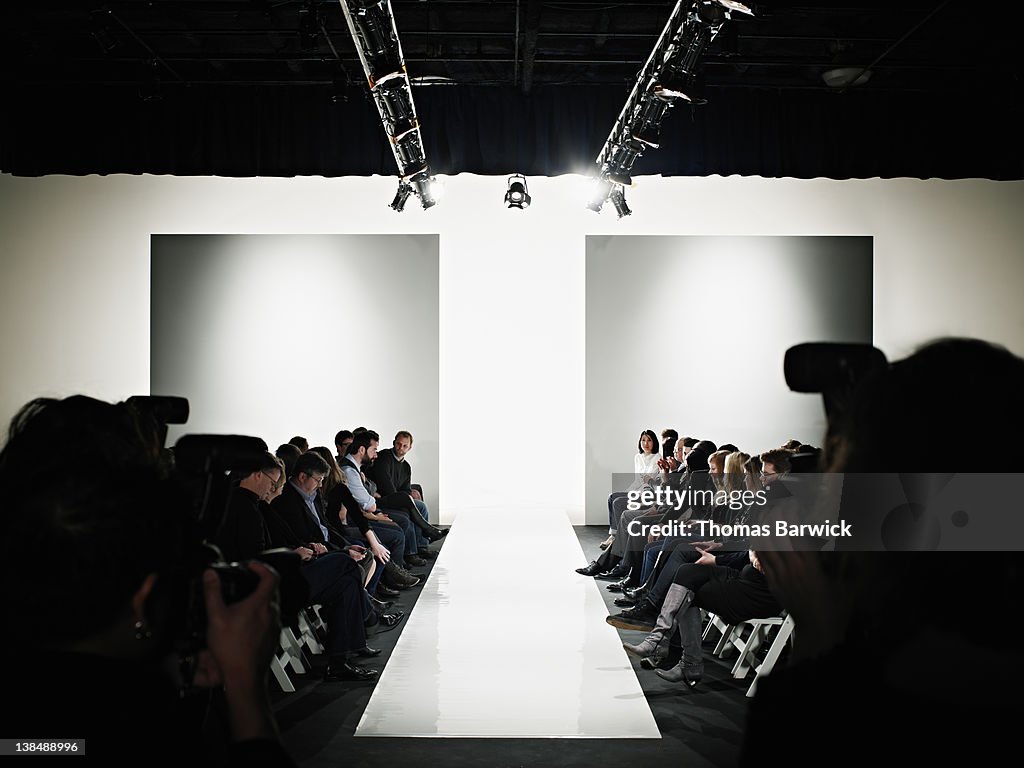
[321,459,405,602]
[334,429,354,466]
[340,433,422,588]
[309,445,401,602]
[275,442,302,478]
[0,396,295,765]
[363,430,445,546]
[621,550,781,687]
[288,435,309,453]
[259,452,385,680]
[604,429,662,551]
[372,430,437,559]
[745,339,1024,762]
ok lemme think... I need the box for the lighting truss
[338,1,437,210]
[587,0,752,216]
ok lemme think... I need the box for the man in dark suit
[253,451,381,681]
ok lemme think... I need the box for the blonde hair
[724,452,750,494]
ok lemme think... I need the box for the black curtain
[3,84,1021,180]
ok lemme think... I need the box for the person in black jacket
[372,430,439,558]
[254,452,383,681]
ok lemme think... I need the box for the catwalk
[355,508,661,738]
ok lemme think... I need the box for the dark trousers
[301,552,366,657]
[673,563,781,625]
[379,492,434,537]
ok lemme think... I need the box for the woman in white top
[602,429,661,549]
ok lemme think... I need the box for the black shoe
[417,548,437,560]
[605,599,658,631]
[576,560,603,576]
[624,586,648,603]
[613,596,637,608]
[375,584,400,599]
[324,661,379,682]
[595,570,623,581]
[379,611,405,627]
[405,554,428,567]
[353,646,382,658]
[606,578,632,593]
[424,526,448,543]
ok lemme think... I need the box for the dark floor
[275,526,751,768]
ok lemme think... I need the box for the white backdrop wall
[585,235,872,522]
[1,173,1023,524]
[150,234,440,515]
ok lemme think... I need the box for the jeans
[413,498,430,548]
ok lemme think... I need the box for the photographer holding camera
[0,396,295,765]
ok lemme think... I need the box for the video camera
[784,342,888,418]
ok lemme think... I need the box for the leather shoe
[575,560,602,576]
[353,646,382,658]
[613,596,636,608]
[595,569,625,581]
[424,526,448,543]
[379,611,405,627]
[405,554,428,567]
[624,584,648,601]
[375,584,400,599]
[324,661,378,682]
[417,548,437,560]
[606,578,632,593]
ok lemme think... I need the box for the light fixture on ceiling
[390,181,413,212]
[609,187,632,219]
[504,175,531,209]
[822,67,871,88]
[340,0,437,211]
[587,0,752,214]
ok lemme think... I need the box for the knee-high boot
[622,584,693,658]
[655,602,703,687]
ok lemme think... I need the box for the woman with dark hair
[603,429,660,547]
[580,429,661,575]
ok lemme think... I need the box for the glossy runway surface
[355,508,661,738]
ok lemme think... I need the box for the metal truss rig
[588,0,753,217]
[339,0,437,211]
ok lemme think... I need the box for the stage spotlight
[504,175,531,209]
[409,170,439,209]
[610,187,632,218]
[586,178,613,213]
[390,181,413,212]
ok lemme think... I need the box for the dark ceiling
[2,1,1022,178]
[5,0,1020,93]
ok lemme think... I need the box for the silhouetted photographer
[0,395,297,766]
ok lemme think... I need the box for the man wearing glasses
[220,451,382,681]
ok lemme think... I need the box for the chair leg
[746,614,795,698]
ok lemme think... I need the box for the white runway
[355,508,660,738]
